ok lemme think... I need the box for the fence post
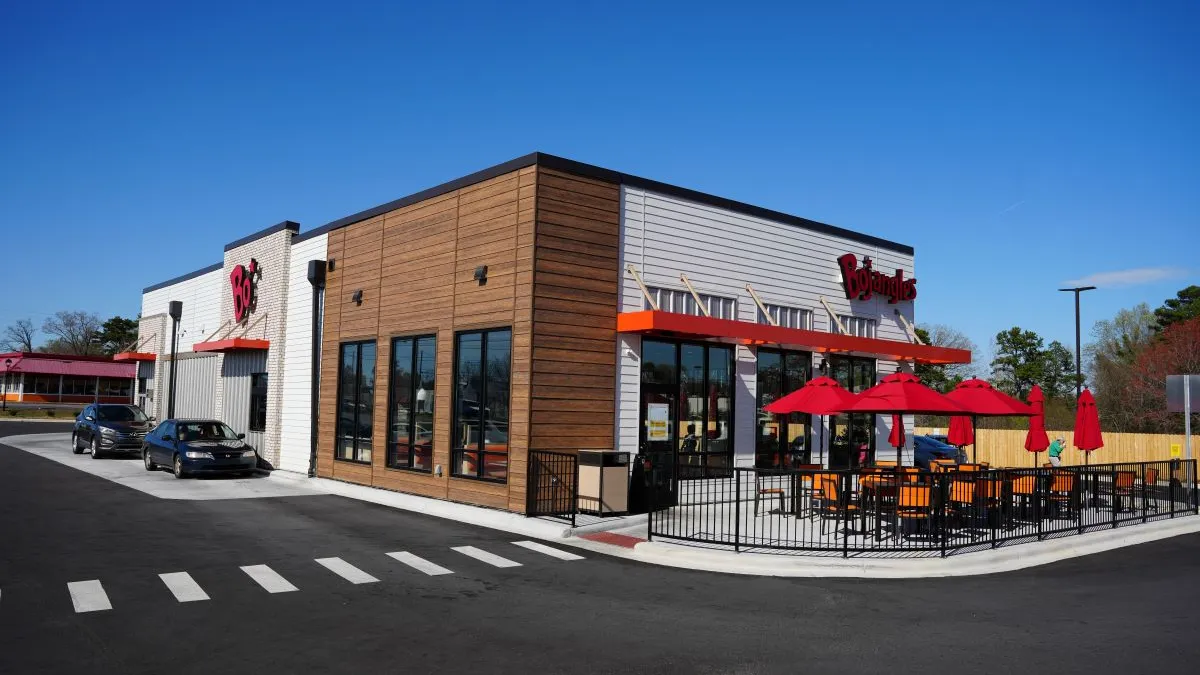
[1036,469,1044,541]
[1192,460,1198,515]
[570,454,578,528]
[1170,460,1177,519]
[939,474,948,558]
[841,473,850,559]
[734,469,741,553]
[646,458,654,542]
[1111,465,1118,529]
[1142,463,1148,524]
[1077,468,1084,535]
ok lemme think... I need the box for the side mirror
[162,434,173,442]
[237,433,246,440]
[85,416,94,422]
[149,416,157,422]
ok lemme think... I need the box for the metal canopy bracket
[626,264,659,311]
[819,297,849,335]
[746,284,777,326]
[679,274,710,318]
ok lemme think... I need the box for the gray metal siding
[222,351,268,453]
[163,354,219,420]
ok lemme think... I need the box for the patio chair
[1047,471,1078,518]
[874,460,898,469]
[895,485,933,539]
[817,476,859,536]
[1133,467,1160,511]
[1011,474,1041,522]
[754,473,787,517]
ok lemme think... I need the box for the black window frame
[451,327,512,483]
[334,340,377,465]
[827,355,877,469]
[386,333,436,472]
[755,347,814,469]
[248,372,268,432]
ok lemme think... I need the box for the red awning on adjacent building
[192,338,270,353]
[616,310,971,365]
[0,352,136,378]
[113,352,157,362]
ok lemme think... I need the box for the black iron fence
[648,459,1199,557]
[527,450,578,526]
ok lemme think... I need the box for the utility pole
[1058,286,1096,400]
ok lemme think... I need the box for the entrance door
[640,383,677,507]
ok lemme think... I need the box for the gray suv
[72,404,154,459]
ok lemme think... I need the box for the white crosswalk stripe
[386,551,454,576]
[451,546,522,568]
[511,540,585,561]
[315,557,379,584]
[159,572,210,602]
[240,564,298,593]
[67,580,112,613]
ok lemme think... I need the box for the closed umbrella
[947,415,974,455]
[764,376,858,468]
[944,377,1033,464]
[1024,385,1050,466]
[842,372,966,465]
[1073,388,1104,461]
[888,414,905,461]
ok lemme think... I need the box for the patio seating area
[647,459,1199,557]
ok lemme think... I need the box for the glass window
[96,405,148,422]
[640,339,734,479]
[453,328,511,481]
[758,304,813,330]
[388,335,436,471]
[29,375,58,394]
[645,287,737,320]
[335,341,376,463]
[755,349,812,469]
[249,373,267,432]
[834,315,877,339]
[828,355,876,468]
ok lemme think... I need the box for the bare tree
[2,319,37,352]
[41,311,103,355]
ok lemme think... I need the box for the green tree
[1087,303,1156,431]
[989,327,1046,398]
[97,316,139,356]
[913,324,978,392]
[1040,340,1079,399]
[1153,285,1200,331]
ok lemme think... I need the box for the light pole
[306,260,326,477]
[167,301,183,419]
[1058,286,1096,401]
[3,358,11,412]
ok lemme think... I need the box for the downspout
[307,259,326,477]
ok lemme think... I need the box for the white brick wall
[141,269,223,355]
[278,234,327,474]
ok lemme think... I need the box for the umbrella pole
[819,415,825,469]
[972,415,977,464]
[897,416,903,466]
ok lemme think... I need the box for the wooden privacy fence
[915,427,1199,467]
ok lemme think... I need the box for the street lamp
[3,358,11,412]
[167,301,183,419]
[1057,286,1096,401]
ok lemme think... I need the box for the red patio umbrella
[947,415,974,447]
[764,376,858,468]
[842,372,966,466]
[1073,388,1104,463]
[888,414,905,459]
[1024,385,1050,466]
[944,377,1033,464]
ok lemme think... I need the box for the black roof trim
[293,154,540,243]
[142,262,223,294]
[292,152,912,255]
[224,220,300,252]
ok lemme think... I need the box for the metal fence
[648,459,1199,557]
[527,450,578,526]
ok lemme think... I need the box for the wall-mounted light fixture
[351,290,363,305]
[473,265,488,285]
[327,258,336,272]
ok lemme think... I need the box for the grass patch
[3,408,82,419]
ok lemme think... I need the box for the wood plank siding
[528,167,620,463]
[317,163,620,513]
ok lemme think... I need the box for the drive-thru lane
[3,421,1199,674]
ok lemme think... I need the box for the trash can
[578,451,630,516]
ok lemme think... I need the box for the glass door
[641,340,679,507]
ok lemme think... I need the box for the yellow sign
[646,403,670,442]
[1170,443,1182,458]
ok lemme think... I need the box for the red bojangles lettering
[837,253,916,304]
[230,258,260,323]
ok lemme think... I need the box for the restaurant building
[135,153,970,512]
[0,352,136,405]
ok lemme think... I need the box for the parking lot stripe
[511,540,586,561]
[315,557,379,584]
[240,565,298,593]
[159,572,210,602]
[386,551,454,576]
[67,580,112,613]
[451,546,523,568]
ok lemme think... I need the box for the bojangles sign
[230,258,261,323]
[837,253,916,304]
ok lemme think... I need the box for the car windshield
[96,406,149,422]
[176,422,239,442]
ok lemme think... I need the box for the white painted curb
[629,516,1200,578]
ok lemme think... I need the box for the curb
[627,516,1200,578]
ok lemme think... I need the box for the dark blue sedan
[142,419,258,479]
[914,434,962,469]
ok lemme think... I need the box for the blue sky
[1,1,1196,368]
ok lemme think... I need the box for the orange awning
[193,338,270,353]
[113,351,157,362]
[616,310,970,365]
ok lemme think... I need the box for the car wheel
[91,436,102,459]
[72,434,83,454]
[143,448,156,471]
[173,454,186,479]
